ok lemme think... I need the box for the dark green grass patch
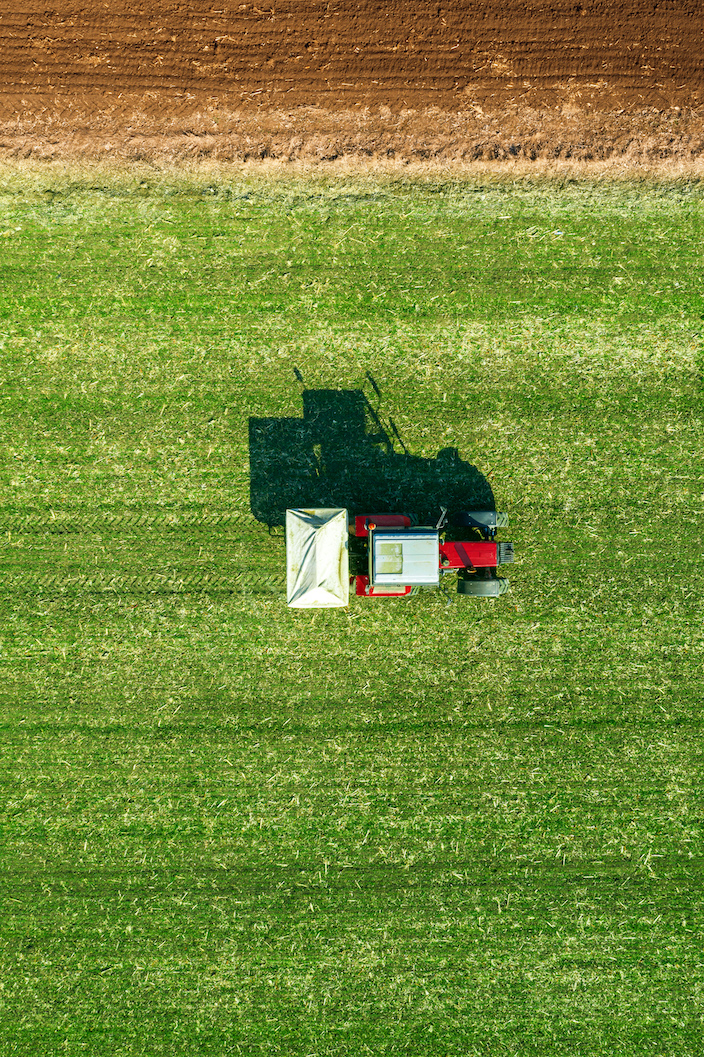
[0,169,703,1055]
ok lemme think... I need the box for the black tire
[453,510,509,532]
[457,576,509,597]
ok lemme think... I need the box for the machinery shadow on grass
[249,386,495,527]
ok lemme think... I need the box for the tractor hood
[286,508,349,608]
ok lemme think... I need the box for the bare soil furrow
[1,1,703,164]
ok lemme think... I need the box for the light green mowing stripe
[0,170,703,1056]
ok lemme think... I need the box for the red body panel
[355,575,412,597]
[354,518,497,598]
[354,514,411,538]
[439,540,498,569]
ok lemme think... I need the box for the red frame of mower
[353,514,499,597]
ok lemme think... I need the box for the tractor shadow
[249,387,495,528]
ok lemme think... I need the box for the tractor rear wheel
[457,575,509,597]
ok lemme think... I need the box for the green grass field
[1,166,703,1055]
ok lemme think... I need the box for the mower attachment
[286,508,349,608]
[286,508,513,605]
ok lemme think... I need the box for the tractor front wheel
[457,575,509,597]
[453,511,509,533]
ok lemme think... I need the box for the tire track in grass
[0,507,248,534]
[0,570,284,596]
[0,507,284,595]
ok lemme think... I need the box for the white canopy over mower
[286,508,349,608]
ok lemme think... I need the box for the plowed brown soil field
[1,1,704,167]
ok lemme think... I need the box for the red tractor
[286,508,513,608]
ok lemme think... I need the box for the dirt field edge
[3,103,704,175]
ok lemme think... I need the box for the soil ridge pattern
[1,1,703,165]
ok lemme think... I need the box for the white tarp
[286,508,349,608]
